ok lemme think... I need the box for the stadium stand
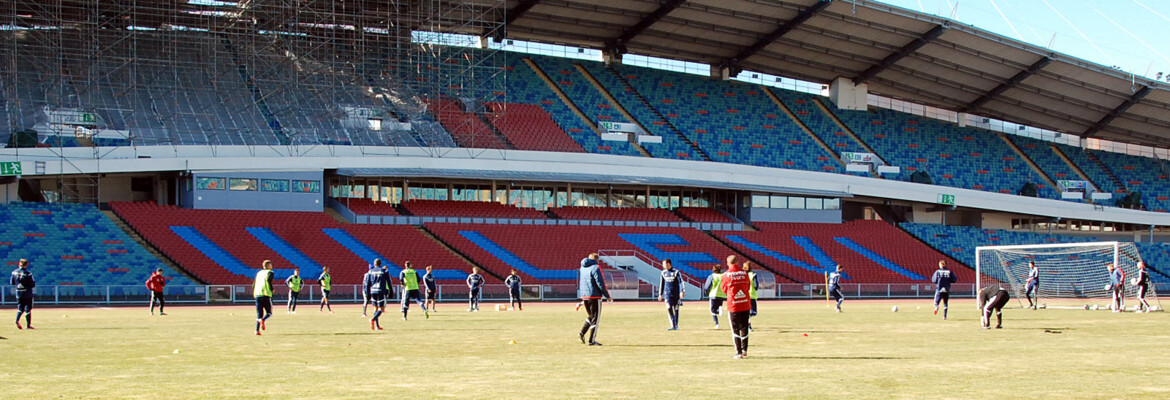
[525,55,645,157]
[1006,135,1086,201]
[717,220,968,284]
[485,102,585,153]
[576,62,702,160]
[500,56,639,156]
[609,63,839,171]
[424,97,511,149]
[1052,143,1126,200]
[547,206,684,222]
[768,90,871,160]
[674,207,737,224]
[402,200,548,219]
[112,202,474,285]
[0,202,192,286]
[424,223,767,283]
[828,103,1052,197]
[1088,150,1170,212]
[333,198,400,216]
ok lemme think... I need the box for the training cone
[802,333,808,337]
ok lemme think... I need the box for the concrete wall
[747,208,842,224]
[184,170,323,212]
[0,181,15,203]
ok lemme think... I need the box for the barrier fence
[9,282,1163,306]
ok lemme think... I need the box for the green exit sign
[937,193,956,205]
[0,161,23,176]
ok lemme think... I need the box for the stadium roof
[501,0,1170,148]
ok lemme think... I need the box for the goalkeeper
[1108,263,1124,313]
[1024,261,1039,310]
[978,285,1010,329]
[1134,262,1152,313]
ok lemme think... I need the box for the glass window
[788,197,806,209]
[229,178,258,191]
[196,177,226,190]
[751,194,770,208]
[824,198,840,210]
[770,196,788,209]
[260,179,289,192]
[292,180,321,193]
[806,198,824,210]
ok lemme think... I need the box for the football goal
[975,241,1160,310]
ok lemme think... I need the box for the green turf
[1,300,1168,399]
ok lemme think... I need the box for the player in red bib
[720,256,752,359]
[145,268,167,315]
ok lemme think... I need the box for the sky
[876,0,1170,80]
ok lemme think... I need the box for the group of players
[248,259,527,335]
[6,254,1158,355]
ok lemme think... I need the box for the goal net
[975,241,1160,310]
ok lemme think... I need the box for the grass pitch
[2,299,1168,399]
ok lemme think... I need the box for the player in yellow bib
[745,262,759,331]
[253,260,275,335]
[400,261,428,320]
[318,267,332,313]
[285,268,303,314]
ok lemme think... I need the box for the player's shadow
[608,344,727,348]
[753,356,910,360]
[761,329,865,334]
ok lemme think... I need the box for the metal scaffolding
[0,0,508,156]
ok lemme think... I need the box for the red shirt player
[145,268,167,315]
[721,258,752,359]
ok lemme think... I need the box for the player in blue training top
[931,260,957,319]
[11,259,35,330]
[361,259,382,317]
[423,265,438,313]
[658,259,684,330]
[363,264,390,330]
[828,264,844,312]
[1024,261,1039,310]
[505,269,524,311]
[466,267,485,312]
[1108,263,1125,313]
[702,263,725,329]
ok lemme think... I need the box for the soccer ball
[1104,284,1113,291]
[1132,278,1140,286]
[1084,304,1090,310]
[1151,306,1161,312]
[1092,304,1100,311]
[891,305,899,312]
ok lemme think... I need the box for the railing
[5,283,1166,305]
[598,249,705,288]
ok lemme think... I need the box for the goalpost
[975,241,1160,310]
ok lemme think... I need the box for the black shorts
[370,293,386,307]
[425,289,437,300]
[830,287,844,300]
[289,291,300,300]
[17,293,33,311]
[321,289,330,298]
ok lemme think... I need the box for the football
[891,305,899,312]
